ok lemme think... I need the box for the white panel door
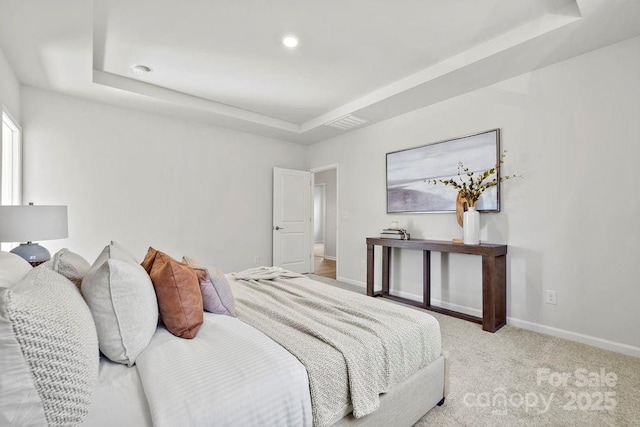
[273,167,311,273]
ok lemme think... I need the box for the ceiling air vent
[325,114,369,131]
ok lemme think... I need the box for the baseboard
[390,289,484,318]
[335,276,640,358]
[337,277,482,317]
[324,255,336,261]
[337,276,366,288]
[505,318,640,358]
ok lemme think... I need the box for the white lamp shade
[0,205,68,242]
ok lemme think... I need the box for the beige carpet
[307,274,640,426]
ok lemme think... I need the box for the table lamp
[0,203,68,265]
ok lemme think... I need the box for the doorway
[312,166,338,279]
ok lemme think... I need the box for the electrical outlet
[360,260,366,270]
[253,255,260,265]
[545,290,557,305]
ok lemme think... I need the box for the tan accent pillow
[142,248,203,339]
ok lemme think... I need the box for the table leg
[366,244,374,296]
[382,246,391,295]
[482,254,507,332]
[423,250,431,308]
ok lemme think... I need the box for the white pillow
[82,243,158,366]
[0,251,32,288]
[110,240,139,263]
[85,241,137,277]
[0,268,99,426]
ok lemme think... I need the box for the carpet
[307,274,640,426]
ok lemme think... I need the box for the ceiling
[1,0,639,144]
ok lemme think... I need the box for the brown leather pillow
[141,247,203,339]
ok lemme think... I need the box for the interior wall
[0,49,20,121]
[307,36,640,354]
[21,87,307,271]
[314,168,337,258]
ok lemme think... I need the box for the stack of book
[380,228,410,240]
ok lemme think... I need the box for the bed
[0,246,445,427]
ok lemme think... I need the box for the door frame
[310,164,339,277]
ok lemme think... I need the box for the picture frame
[386,129,501,213]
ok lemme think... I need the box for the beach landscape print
[387,129,500,213]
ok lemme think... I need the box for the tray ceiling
[1,0,639,143]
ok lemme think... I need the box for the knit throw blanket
[229,275,441,427]
[230,266,304,281]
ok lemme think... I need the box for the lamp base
[10,243,51,266]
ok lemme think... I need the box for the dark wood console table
[366,238,507,332]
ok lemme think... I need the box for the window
[1,109,22,251]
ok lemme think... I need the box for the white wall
[21,87,306,271]
[0,49,20,121]
[314,168,337,258]
[307,36,640,355]
[313,186,324,243]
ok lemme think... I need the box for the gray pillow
[82,242,159,366]
[40,248,91,290]
[0,268,99,426]
[183,256,237,316]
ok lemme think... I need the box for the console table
[366,238,507,332]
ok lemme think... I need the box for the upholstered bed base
[333,355,446,427]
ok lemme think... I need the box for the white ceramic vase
[463,206,480,245]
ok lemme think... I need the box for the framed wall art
[386,129,501,213]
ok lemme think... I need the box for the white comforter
[134,313,312,427]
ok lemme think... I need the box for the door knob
[274,226,284,230]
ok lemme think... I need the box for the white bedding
[84,358,151,426]
[84,276,440,427]
[134,313,312,427]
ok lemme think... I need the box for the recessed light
[132,65,152,75]
[282,36,299,48]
